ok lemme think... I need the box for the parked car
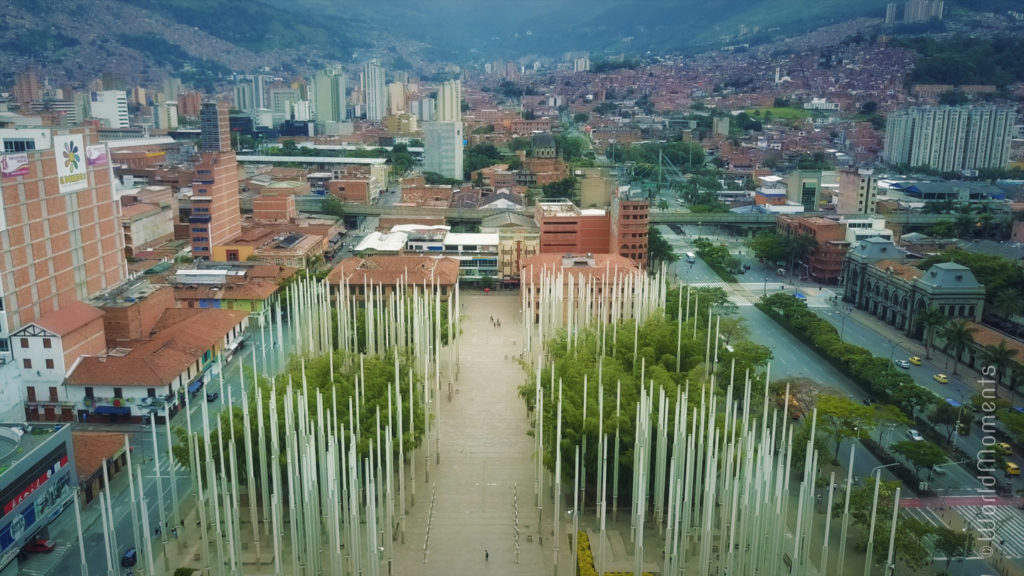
[121,547,137,567]
[23,539,55,553]
[908,356,923,365]
[933,373,949,384]
[206,391,219,403]
[908,429,924,441]
[894,359,911,369]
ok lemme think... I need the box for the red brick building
[776,215,850,284]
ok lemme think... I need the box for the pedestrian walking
[485,549,489,561]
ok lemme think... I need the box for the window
[147,388,156,398]
[226,250,239,262]
[22,359,31,369]
[85,387,94,398]
[3,139,36,153]
[0,338,8,353]
[20,338,28,348]
[43,338,52,349]
[0,296,4,311]
[45,359,54,369]
[113,387,123,399]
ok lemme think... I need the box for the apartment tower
[192,102,241,260]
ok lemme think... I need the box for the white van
[685,252,696,264]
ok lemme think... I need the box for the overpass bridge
[240,196,955,228]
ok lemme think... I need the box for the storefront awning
[93,405,131,416]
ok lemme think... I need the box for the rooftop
[33,301,105,336]
[327,255,462,287]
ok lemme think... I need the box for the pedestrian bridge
[284,196,954,227]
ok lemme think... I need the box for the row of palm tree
[916,306,1022,403]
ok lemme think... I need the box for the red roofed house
[13,301,106,422]
[327,255,461,302]
[73,432,129,503]
[520,253,640,323]
[66,308,249,424]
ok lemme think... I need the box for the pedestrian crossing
[901,505,946,528]
[954,505,1024,560]
[17,543,72,576]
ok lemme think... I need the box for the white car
[908,429,924,441]
[894,359,911,369]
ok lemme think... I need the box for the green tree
[992,288,1024,320]
[914,306,947,359]
[817,395,876,463]
[647,227,677,268]
[890,440,946,479]
[933,526,970,574]
[656,198,669,212]
[977,339,1018,397]
[834,477,933,570]
[572,112,589,124]
[541,177,576,200]
[930,402,963,443]
[937,319,975,375]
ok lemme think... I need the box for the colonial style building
[841,238,985,337]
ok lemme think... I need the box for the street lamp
[889,340,903,363]
[952,388,967,451]
[870,461,902,479]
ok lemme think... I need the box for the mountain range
[0,0,1007,89]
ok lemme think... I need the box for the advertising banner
[86,144,108,167]
[0,153,29,178]
[53,134,88,194]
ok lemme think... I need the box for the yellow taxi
[908,356,923,365]
[997,442,1012,455]
[1007,462,1020,477]
[933,373,949,384]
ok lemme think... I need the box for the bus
[685,252,696,264]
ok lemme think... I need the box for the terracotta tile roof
[872,259,922,282]
[964,321,1024,358]
[519,253,640,285]
[326,255,461,287]
[33,301,105,336]
[248,264,300,281]
[68,308,249,388]
[174,278,281,301]
[72,432,127,482]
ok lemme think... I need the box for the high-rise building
[192,102,240,260]
[88,90,130,129]
[903,0,943,22]
[363,60,387,122]
[883,106,1015,172]
[0,127,126,392]
[436,79,462,123]
[155,102,179,130]
[233,74,269,112]
[13,68,42,107]
[313,68,347,126]
[423,121,464,181]
[388,82,407,116]
[269,87,300,123]
[163,77,182,103]
[178,91,203,117]
[200,101,231,153]
[836,167,878,215]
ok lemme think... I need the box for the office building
[163,76,182,103]
[437,79,462,123]
[233,74,269,113]
[363,60,387,122]
[269,87,300,123]
[836,167,878,215]
[883,106,1015,172]
[423,121,464,181]
[192,102,241,259]
[775,215,850,284]
[313,68,347,128]
[13,68,42,107]
[534,190,650,270]
[89,90,130,129]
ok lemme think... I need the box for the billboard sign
[86,144,108,167]
[0,154,29,178]
[53,134,88,194]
